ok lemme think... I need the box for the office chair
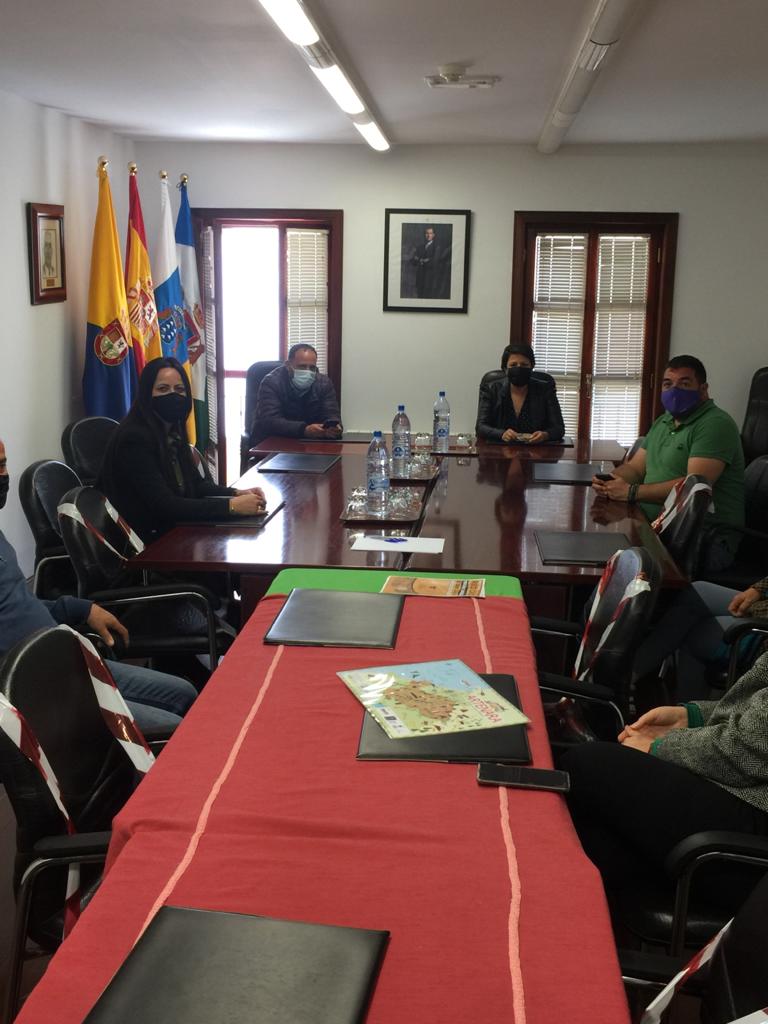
[532,546,661,726]
[698,454,768,591]
[240,359,283,471]
[57,486,235,666]
[740,365,768,465]
[18,459,81,597]
[189,443,215,484]
[0,626,153,1024]
[652,474,713,579]
[623,435,645,463]
[60,416,119,485]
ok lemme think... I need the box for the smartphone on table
[477,763,570,793]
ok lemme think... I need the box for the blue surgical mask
[660,387,702,417]
[291,369,315,393]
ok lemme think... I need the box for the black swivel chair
[240,359,283,472]
[653,474,713,579]
[61,416,119,485]
[58,486,235,667]
[741,365,768,465]
[0,627,150,1024]
[699,455,768,591]
[18,460,81,597]
[623,435,645,463]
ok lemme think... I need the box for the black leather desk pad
[179,501,285,528]
[501,435,574,448]
[533,462,603,484]
[357,673,530,764]
[535,530,630,566]
[257,452,341,473]
[83,905,388,1024]
[265,589,404,648]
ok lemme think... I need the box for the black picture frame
[383,208,471,313]
[27,202,67,304]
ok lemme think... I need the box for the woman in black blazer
[100,357,266,542]
[475,343,565,443]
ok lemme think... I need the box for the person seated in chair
[591,355,745,573]
[475,343,565,444]
[100,357,266,543]
[0,438,196,735]
[563,650,768,907]
[250,343,342,444]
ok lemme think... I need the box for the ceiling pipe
[537,0,642,154]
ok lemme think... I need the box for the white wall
[0,89,133,572]
[134,139,768,436]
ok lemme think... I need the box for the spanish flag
[125,164,160,373]
[82,158,136,420]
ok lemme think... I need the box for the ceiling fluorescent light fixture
[311,65,365,115]
[257,0,318,45]
[577,40,610,72]
[257,0,390,151]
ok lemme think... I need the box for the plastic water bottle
[366,430,390,515]
[433,391,451,453]
[391,405,411,476]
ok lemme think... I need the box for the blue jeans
[108,661,197,734]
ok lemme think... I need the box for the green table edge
[266,568,522,599]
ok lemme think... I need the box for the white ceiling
[0,0,766,146]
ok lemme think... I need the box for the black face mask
[152,393,191,424]
[0,475,8,510]
[507,366,532,387]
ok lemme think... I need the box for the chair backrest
[702,872,768,1024]
[189,444,214,484]
[18,460,82,559]
[653,474,713,578]
[0,628,139,855]
[61,417,119,485]
[741,365,768,465]
[575,546,660,691]
[623,436,645,463]
[58,486,141,596]
[744,453,768,532]
[479,368,557,390]
[244,360,283,438]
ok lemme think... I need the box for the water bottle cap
[373,430,382,437]
[439,391,446,397]
[397,405,404,411]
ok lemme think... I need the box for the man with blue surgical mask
[250,343,343,444]
[592,355,744,572]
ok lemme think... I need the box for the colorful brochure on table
[337,658,529,739]
[380,576,486,598]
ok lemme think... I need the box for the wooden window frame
[509,211,678,437]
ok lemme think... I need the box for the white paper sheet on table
[351,536,445,554]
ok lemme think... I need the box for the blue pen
[383,538,407,543]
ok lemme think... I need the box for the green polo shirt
[640,399,745,547]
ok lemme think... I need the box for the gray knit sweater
[652,651,768,815]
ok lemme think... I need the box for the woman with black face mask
[475,343,565,444]
[100,357,266,543]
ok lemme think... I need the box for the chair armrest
[538,671,615,702]
[529,617,582,638]
[664,830,768,876]
[88,583,219,606]
[722,618,768,645]
[32,831,112,859]
[619,949,692,987]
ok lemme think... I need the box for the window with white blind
[286,228,329,373]
[512,212,678,445]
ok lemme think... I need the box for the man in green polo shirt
[592,354,744,572]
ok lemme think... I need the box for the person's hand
[323,425,343,439]
[592,475,631,501]
[502,429,519,443]
[230,493,268,515]
[86,605,129,648]
[528,431,548,444]
[304,423,326,437]
[618,705,688,743]
[235,485,266,501]
[619,731,653,753]
[729,586,761,617]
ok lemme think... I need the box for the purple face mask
[661,387,702,417]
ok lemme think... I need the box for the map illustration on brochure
[337,659,529,740]
[380,576,486,598]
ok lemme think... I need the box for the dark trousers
[562,743,768,896]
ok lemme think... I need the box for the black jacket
[251,364,342,444]
[100,421,236,543]
[475,377,565,442]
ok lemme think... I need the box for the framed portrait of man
[27,202,67,304]
[383,209,471,313]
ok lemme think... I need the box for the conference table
[15,588,630,1023]
[133,434,685,623]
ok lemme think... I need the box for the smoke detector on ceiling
[424,64,500,89]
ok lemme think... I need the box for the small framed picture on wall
[383,208,471,313]
[27,202,67,304]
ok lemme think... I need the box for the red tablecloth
[16,595,629,1024]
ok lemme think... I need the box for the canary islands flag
[125,166,160,373]
[83,160,136,419]
[154,174,196,443]
[175,177,209,451]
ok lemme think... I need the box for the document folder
[83,905,388,1024]
[257,452,340,473]
[535,530,630,566]
[532,462,604,484]
[264,589,405,648]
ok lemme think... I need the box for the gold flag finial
[179,173,189,186]
[159,169,168,181]
[128,162,138,175]
[97,155,109,174]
